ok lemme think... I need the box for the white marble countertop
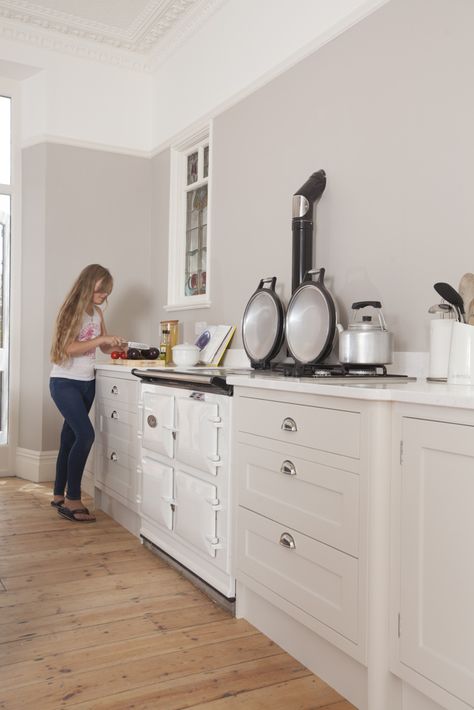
[95,361,474,409]
[226,372,474,409]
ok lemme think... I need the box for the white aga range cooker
[131,367,237,600]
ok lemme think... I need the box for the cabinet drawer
[237,443,359,556]
[96,374,138,410]
[97,401,137,442]
[237,507,359,642]
[96,444,136,502]
[97,431,137,459]
[237,396,360,459]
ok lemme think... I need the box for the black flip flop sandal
[58,507,96,523]
[50,499,65,508]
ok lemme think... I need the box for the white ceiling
[0,0,225,70]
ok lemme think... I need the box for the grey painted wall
[20,144,152,450]
[155,0,474,352]
[19,0,474,454]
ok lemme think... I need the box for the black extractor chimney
[291,170,326,293]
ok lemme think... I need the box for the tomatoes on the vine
[111,351,121,360]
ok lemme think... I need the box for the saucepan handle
[257,277,277,291]
[303,267,326,284]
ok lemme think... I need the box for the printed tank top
[50,308,102,381]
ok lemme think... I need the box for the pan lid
[286,269,336,364]
[242,277,285,366]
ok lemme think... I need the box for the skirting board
[15,448,58,483]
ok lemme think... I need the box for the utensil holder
[447,322,474,384]
[429,319,454,380]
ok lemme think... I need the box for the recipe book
[196,325,236,365]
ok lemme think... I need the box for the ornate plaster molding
[0,0,226,72]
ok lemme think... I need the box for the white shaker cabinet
[234,387,370,671]
[391,408,474,710]
[94,369,140,535]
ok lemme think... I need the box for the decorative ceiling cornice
[0,0,226,72]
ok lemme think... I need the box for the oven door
[140,455,174,530]
[174,395,221,475]
[174,469,218,557]
[142,391,175,458]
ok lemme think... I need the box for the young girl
[50,264,126,522]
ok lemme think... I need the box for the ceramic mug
[186,271,206,295]
[186,273,198,295]
[447,322,474,384]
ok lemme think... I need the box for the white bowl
[172,343,200,367]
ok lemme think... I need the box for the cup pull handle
[111,410,119,419]
[281,417,297,432]
[110,451,118,462]
[280,460,296,476]
[111,385,119,395]
[279,532,296,550]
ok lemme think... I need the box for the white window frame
[0,77,19,471]
[165,122,212,311]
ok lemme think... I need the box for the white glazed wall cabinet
[391,404,474,710]
[234,388,368,663]
[94,371,139,510]
[137,382,235,598]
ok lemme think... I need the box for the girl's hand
[100,335,127,352]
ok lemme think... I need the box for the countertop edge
[226,374,474,409]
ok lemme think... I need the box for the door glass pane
[185,186,207,296]
[187,151,198,185]
[0,97,11,185]
[0,194,9,349]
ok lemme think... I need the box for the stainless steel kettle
[337,301,393,365]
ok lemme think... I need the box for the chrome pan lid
[242,277,285,369]
[285,268,336,365]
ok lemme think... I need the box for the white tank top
[50,308,102,381]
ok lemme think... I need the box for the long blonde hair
[51,264,113,364]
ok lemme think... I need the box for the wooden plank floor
[0,477,357,710]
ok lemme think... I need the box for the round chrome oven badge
[147,414,157,428]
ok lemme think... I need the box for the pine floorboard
[0,477,357,709]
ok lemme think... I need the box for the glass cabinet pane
[185,186,208,296]
[187,151,198,185]
[0,97,11,185]
[203,145,209,178]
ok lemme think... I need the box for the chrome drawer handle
[110,451,118,462]
[147,414,157,428]
[279,532,296,550]
[111,385,119,395]
[111,410,119,419]
[281,417,297,432]
[280,460,296,476]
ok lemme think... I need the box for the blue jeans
[50,377,96,501]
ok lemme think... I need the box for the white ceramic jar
[171,343,200,367]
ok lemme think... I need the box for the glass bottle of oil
[159,328,171,364]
